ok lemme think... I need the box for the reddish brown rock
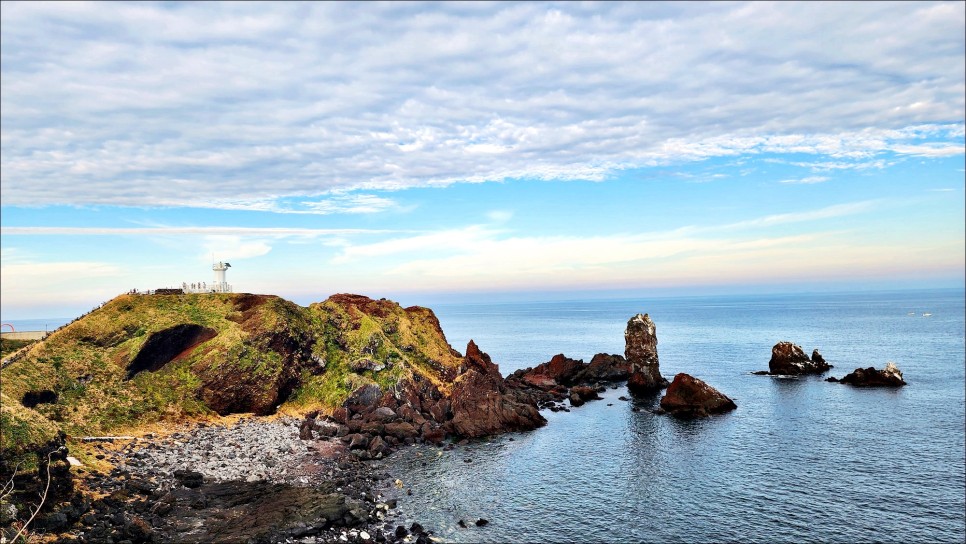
[625,313,668,394]
[463,339,503,381]
[517,354,585,388]
[568,386,601,407]
[420,426,446,445]
[659,373,736,418]
[383,421,419,440]
[768,342,831,375]
[446,341,546,438]
[832,362,907,387]
[582,353,631,382]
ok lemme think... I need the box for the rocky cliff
[0,292,545,458]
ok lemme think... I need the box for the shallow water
[384,289,966,543]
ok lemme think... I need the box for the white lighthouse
[212,261,232,293]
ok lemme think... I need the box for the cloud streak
[0,226,400,237]
[1,2,963,209]
[780,176,831,185]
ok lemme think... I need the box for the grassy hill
[0,292,467,464]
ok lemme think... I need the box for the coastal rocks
[316,340,547,449]
[504,351,628,411]
[173,469,204,488]
[159,481,366,542]
[828,362,907,387]
[513,353,631,389]
[658,373,737,418]
[518,354,585,387]
[63,417,421,544]
[446,341,546,438]
[568,386,601,407]
[625,313,668,394]
[767,341,831,375]
[583,353,632,382]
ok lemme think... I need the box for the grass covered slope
[288,294,464,412]
[0,292,468,443]
[0,393,61,469]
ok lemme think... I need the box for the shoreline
[48,416,435,544]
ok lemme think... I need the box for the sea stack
[767,341,831,375]
[625,313,669,395]
[659,373,737,418]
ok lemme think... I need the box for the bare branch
[0,461,22,502]
[11,452,53,543]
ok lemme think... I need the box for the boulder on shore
[767,341,831,375]
[659,373,737,418]
[829,362,907,387]
[625,313,668,394]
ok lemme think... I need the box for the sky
[1,1,964,320]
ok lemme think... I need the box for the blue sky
[1,1,964,319]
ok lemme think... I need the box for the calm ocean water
[381,289,966,543]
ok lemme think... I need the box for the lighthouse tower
[212,261,232,293]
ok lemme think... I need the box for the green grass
[3,291,468,454]
[0,393,60,470]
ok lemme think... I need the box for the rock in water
[835,362,907,387]
[625,313,668,394]
[659,373,737,418]
[568,385,600,407]
[767,341,831,375]
[446,341,547,438]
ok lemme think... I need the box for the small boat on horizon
[922,313,932,317]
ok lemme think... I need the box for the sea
[381,288,966,543]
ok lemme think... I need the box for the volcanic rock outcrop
[625,313,668,394]
[306,339,548,454]
[827,362,907,387]
[504,352,630,411]
[658,373,737,418]
[767,342,831,375]
[446,340,547,438]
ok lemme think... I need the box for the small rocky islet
[0,294,906,542]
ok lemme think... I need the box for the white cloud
[296,194,401,215]
[201,235,272,261]
[888,143,965,157]
[486,210,514,223]
[1,2,962,209]
[331,226,500,264]
[0,226,398,236]
[769,159,894,172]
[716,201,878,230]
[329,200,884,283]
[779,176,831,184]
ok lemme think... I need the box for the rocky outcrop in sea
[624,313,669,394]
[827,362,907,387]
[765,341,831,375]
[658,373,737,418]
